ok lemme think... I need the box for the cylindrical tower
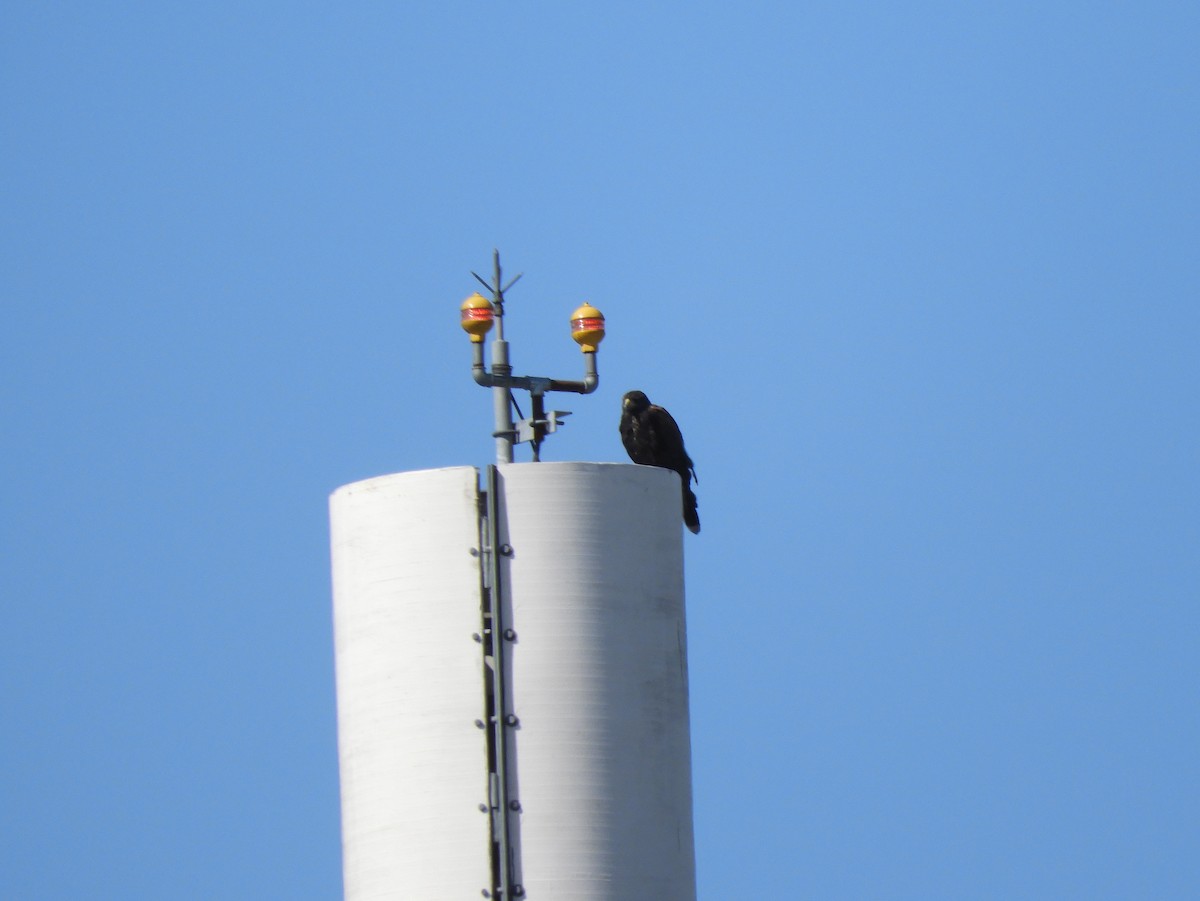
[497,462,695,900]
[330,467,491,898]
[329,462,695,901]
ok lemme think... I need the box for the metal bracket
[513,409,571,445]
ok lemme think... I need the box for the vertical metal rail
[484,464,516,898]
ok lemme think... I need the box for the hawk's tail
[683,485,701,534]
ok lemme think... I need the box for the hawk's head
[622,390,650,414]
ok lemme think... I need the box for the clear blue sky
[3,3,1197,898]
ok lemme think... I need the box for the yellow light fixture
[570,303,605,353]
[460,293,495,343]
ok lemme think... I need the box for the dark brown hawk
[619,390,700,534]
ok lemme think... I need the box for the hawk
[619,390,700,534]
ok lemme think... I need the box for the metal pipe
[472,354,598,396]
[471,342,489,385]
[541,351,599,395]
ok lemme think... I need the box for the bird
[619,390,700,533]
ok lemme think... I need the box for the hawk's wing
[648,404,696,484]
[619,410,648,464]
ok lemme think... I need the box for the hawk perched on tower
[619,390,700,534]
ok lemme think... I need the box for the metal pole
[490,252,514,464]
[492,340,513,464]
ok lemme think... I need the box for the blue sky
[3,3,1197,898]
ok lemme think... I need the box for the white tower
[330,463,695,900]
[329,254,696,899]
